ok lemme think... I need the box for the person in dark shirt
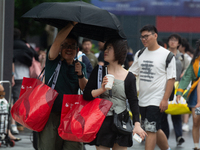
[38,22,87,150]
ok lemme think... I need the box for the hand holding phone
[133,133,142,143]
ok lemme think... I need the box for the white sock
[194,143,199,148]
[166,147,171,150]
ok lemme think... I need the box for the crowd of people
[3,20,200,150]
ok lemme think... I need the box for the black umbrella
[22,1,126,41]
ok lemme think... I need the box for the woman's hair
[104,38,128,65]
[191,39,200,64]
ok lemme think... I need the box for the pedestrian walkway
[2,115,194,150]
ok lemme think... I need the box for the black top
[83,65,140,124]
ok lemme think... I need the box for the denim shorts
[139,106,162,133]
[188,86,197,108]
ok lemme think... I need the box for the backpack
[138,47,174,70]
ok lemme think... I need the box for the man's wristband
[77,73,84,79]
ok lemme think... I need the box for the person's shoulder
[91,53,97,58]
[126,71,136,81]
[158,46,169,52]
[157,46,172,57]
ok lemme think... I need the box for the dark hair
[14,28,21,40]
[191,39,200,64]
[82,38,92,44]
[188,47,194,55]
[181,38,190,52]
[140,24,158,34]
[104,38,128,65]
[167,34,181,44]
[158,41,165,47]
[67,33,78,44]
[167,34,182,49]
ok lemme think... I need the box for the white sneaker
[11,124,19,134]
[182,123,189,132]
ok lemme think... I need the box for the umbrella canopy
[22,1,126,41]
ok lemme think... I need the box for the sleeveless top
[101,79,126,116]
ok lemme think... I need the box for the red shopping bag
[11,77,58,131]
[58,95,112,143]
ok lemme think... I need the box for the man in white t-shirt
[129,25,176,150]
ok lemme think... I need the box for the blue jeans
[171,114,182,140]
[161,113,182,140]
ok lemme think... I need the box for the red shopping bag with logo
[11,77,58,131]
[58,95,112,143]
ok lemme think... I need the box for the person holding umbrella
[83,38,147,150]
[38,22,88,150]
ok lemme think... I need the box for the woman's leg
[112,143,127,150]
[96,145,110,150]
[192,108,200,144]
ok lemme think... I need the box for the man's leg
[63,140,83,150]
[171,114,185,145]
[161,113,169,139]
[156,129,170,150]
[140,106,168,150]
[145,131,156,150]
[38,113,63,150]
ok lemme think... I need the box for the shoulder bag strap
[47,60,62,89]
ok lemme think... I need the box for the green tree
[14,0,90,39]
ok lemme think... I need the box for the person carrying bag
[37,22,88,150]
[11,61,62,131]
[83,38,147,150]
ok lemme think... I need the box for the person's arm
[160,78,175,112]
[125,73,147,140]
[98,62,104,66]
[83,65,106,100]
[195,80,200,108]
[83,66,99,100]
[48,22,77,60]
[75,62,88,91]
[160,55,176,111]
[183,55,190,74]
[91,75,107,97]
[176,64,194,102]
[125,73,139,123]
[12,63,15,87]
[180,55,190,78]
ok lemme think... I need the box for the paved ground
[1,115,195,150]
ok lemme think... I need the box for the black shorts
[139,106,162,132]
